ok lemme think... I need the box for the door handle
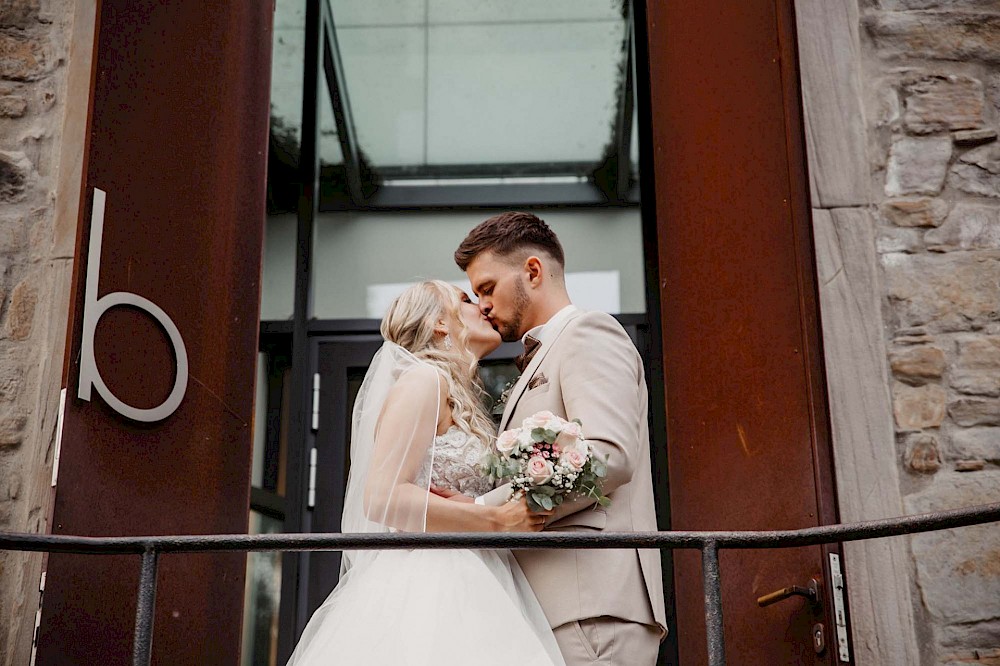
[757,577,822,607]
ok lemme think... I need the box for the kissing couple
[287,212,666,666]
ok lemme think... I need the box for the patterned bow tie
[514,334,541,373]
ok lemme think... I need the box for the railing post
[702,539,726,666]
[132,547,159,666]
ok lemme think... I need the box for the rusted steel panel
[35,2,273,663]
[643,0,839,662]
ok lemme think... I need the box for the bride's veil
[287,341,442,665]
[340,340,441,572]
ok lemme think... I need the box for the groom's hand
[430,485,474,503]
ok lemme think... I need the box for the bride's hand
[491,497,553,532]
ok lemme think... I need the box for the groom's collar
[521,304,577,348]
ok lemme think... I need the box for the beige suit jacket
[500,309,666,636]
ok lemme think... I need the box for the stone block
[889,0,1000,8]
[883,253,1000,332]
[902,74,985,134]
[0,31,52,82]
[0,363,23,402]
[882,197,949,227]
[886,135,952,196]
[952,428,1000,462]
[867,11,1000,64]
[940,625,1000,654]
[950,398,1000,426]
[890,345,946,382]
[0,0,41,30]
[951,371,1000,397]
[0,151,31,203]
[3,279,35,341]
[0,413,26,447]
[0,95,26,118]
[906,472,1000,626]
[953,128,998,146]
[894,382,948,429]
[877,226,924,253]
[905,432,942,473]
[951,142,1000,198]
[958,336,1000,369]
[926,204,1000,251]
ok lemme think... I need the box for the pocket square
[527,374,548,390]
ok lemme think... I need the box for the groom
[454,212,666,665]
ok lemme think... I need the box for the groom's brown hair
[454,212,565,270]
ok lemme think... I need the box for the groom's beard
[496,279,530,343]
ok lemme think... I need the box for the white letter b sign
[78,188,189,422]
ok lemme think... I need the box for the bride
[287,280,565,666]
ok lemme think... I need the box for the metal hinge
[311,373,320,431]
[307,447,318,509]
[829,553,850,662]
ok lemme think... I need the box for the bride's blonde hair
[380,280,495,445]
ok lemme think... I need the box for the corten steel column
[643,0,842,664]
[35,2,273,664]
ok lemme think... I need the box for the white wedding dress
[287,425,565,666]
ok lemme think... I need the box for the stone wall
[0,1,89,663]
[865,1,1000,662]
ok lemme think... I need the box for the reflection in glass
[241,511,283,666]
[479,360,520,409]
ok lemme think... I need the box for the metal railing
[4,501,1000,666]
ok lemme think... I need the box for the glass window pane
[271,0,306,157]
[260,214,295,321]
[429,0,622,23]
[311,209,645,319]
[241,511,283,666]
[426,20,625,165]
[326,1,630,172]
[332,0,425,27]
[251,353,267,488]
[337,26,426,166]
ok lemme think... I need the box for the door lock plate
[830,553,851,662]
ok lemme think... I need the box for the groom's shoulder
[567,309,629,336]
[563,310,636,351]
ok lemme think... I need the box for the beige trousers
[553,616,661,666]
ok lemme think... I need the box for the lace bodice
[414,425,494,498]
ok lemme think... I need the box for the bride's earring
[443,334,453,350]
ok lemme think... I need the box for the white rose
[496,428,521,456]
[516,428,536,453]
[543,416,565,432]
[526,456,554,485]
[522,410,557,430]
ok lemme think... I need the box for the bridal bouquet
[481,411,610,513]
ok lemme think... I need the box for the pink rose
[559,448,587,472]
[496,428,521,456]
[527,456,554,485]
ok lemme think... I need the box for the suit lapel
[499,309,582,431]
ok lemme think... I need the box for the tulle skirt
[287,548,565,666]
